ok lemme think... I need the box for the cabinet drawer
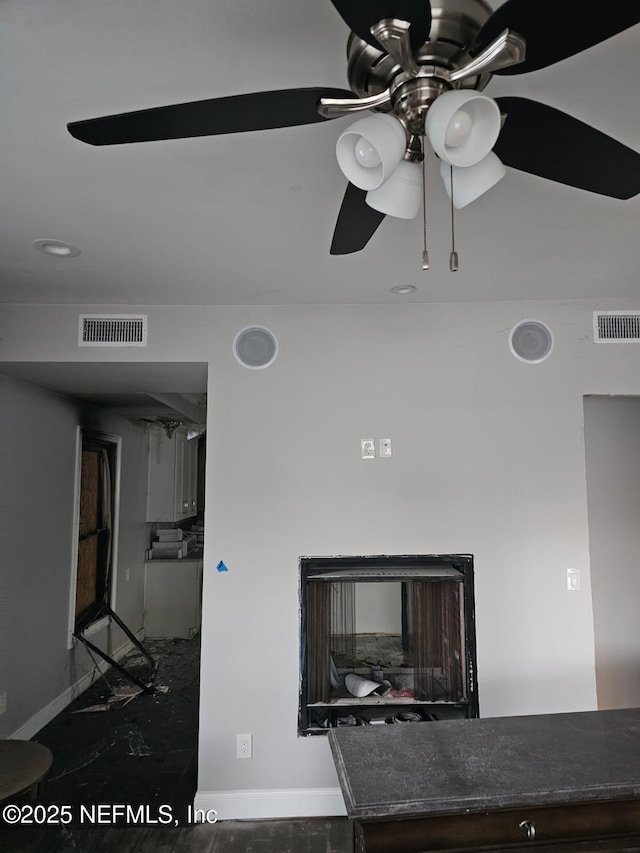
[358,798,640,853]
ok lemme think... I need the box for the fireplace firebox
[298,554,479,735]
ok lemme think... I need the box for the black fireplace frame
[298,554,479,736]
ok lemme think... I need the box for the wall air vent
[594,311,640,343]
[79,314,147,347]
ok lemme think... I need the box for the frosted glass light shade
[365,160,423,219]
[336,113,407,190]
[439,152,506,208]
[426,91,501,167]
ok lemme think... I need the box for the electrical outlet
[361,438,375,460]
[0,692,7,716]
[237,733,252,759]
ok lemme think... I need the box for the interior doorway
[0,359,208,817]
[584,395,640,710]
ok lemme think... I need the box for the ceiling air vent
[79,314,147,347]
[593,311,640,343]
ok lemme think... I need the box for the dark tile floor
[34,634,201,823]
[0,818,354,852]
[333,633,406,670]
[1,633,354,851]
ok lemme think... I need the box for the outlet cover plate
[361,439,375,459]
[567,568,581,591]
[237,733,252,759]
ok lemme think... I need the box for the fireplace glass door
[298,555,478,735]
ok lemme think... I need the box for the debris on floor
[71,685,145,713]
[33,635,200,823]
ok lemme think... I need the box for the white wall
[1,298,640,816]
[584,396,640,710]
[355,582,401,634]
[0,372,149,738]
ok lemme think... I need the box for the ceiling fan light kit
[336,113,407,190]
[66,0,640,260]
[424,90,502,167]
[366,159,424,218]
[440,151,506,209]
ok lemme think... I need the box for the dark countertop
[329,707,640,821]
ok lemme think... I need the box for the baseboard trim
[193,787,347,821]
[9,629,144,740]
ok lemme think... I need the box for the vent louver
[79,314,147,347]
[593,311,640,343]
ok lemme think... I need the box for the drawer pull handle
[519,820,536,840]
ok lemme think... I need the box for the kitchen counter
[145,546,203,562]
[144,551,203,638]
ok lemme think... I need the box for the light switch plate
[566,568,581,591]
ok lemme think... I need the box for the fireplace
[298,554,479,735]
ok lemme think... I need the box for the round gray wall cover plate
[509,319,554,364]
[233,325,279,369]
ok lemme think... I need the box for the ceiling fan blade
[329,0,430,51]
[494,97,640,200]
[474,0,640,75]
[330,183,386,254]
[67,87,357,145]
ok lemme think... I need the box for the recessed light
[33,239,81,258]
[390,285,416,295]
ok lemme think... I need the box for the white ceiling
[0,0,639,308]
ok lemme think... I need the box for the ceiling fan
[67,0,640,256]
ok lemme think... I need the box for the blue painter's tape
[216,560,229,573]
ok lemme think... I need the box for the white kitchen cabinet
[144,556,203,639]
[147,424,198,522]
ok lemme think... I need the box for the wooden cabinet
[354,799,640,852]
[147,425,198,522]
[144,556,203,639]
[329,708,640,853]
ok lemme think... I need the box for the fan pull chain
[422,145,429,270]
[449,165,459,272]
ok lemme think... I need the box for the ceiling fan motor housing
[346,0,494,124]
